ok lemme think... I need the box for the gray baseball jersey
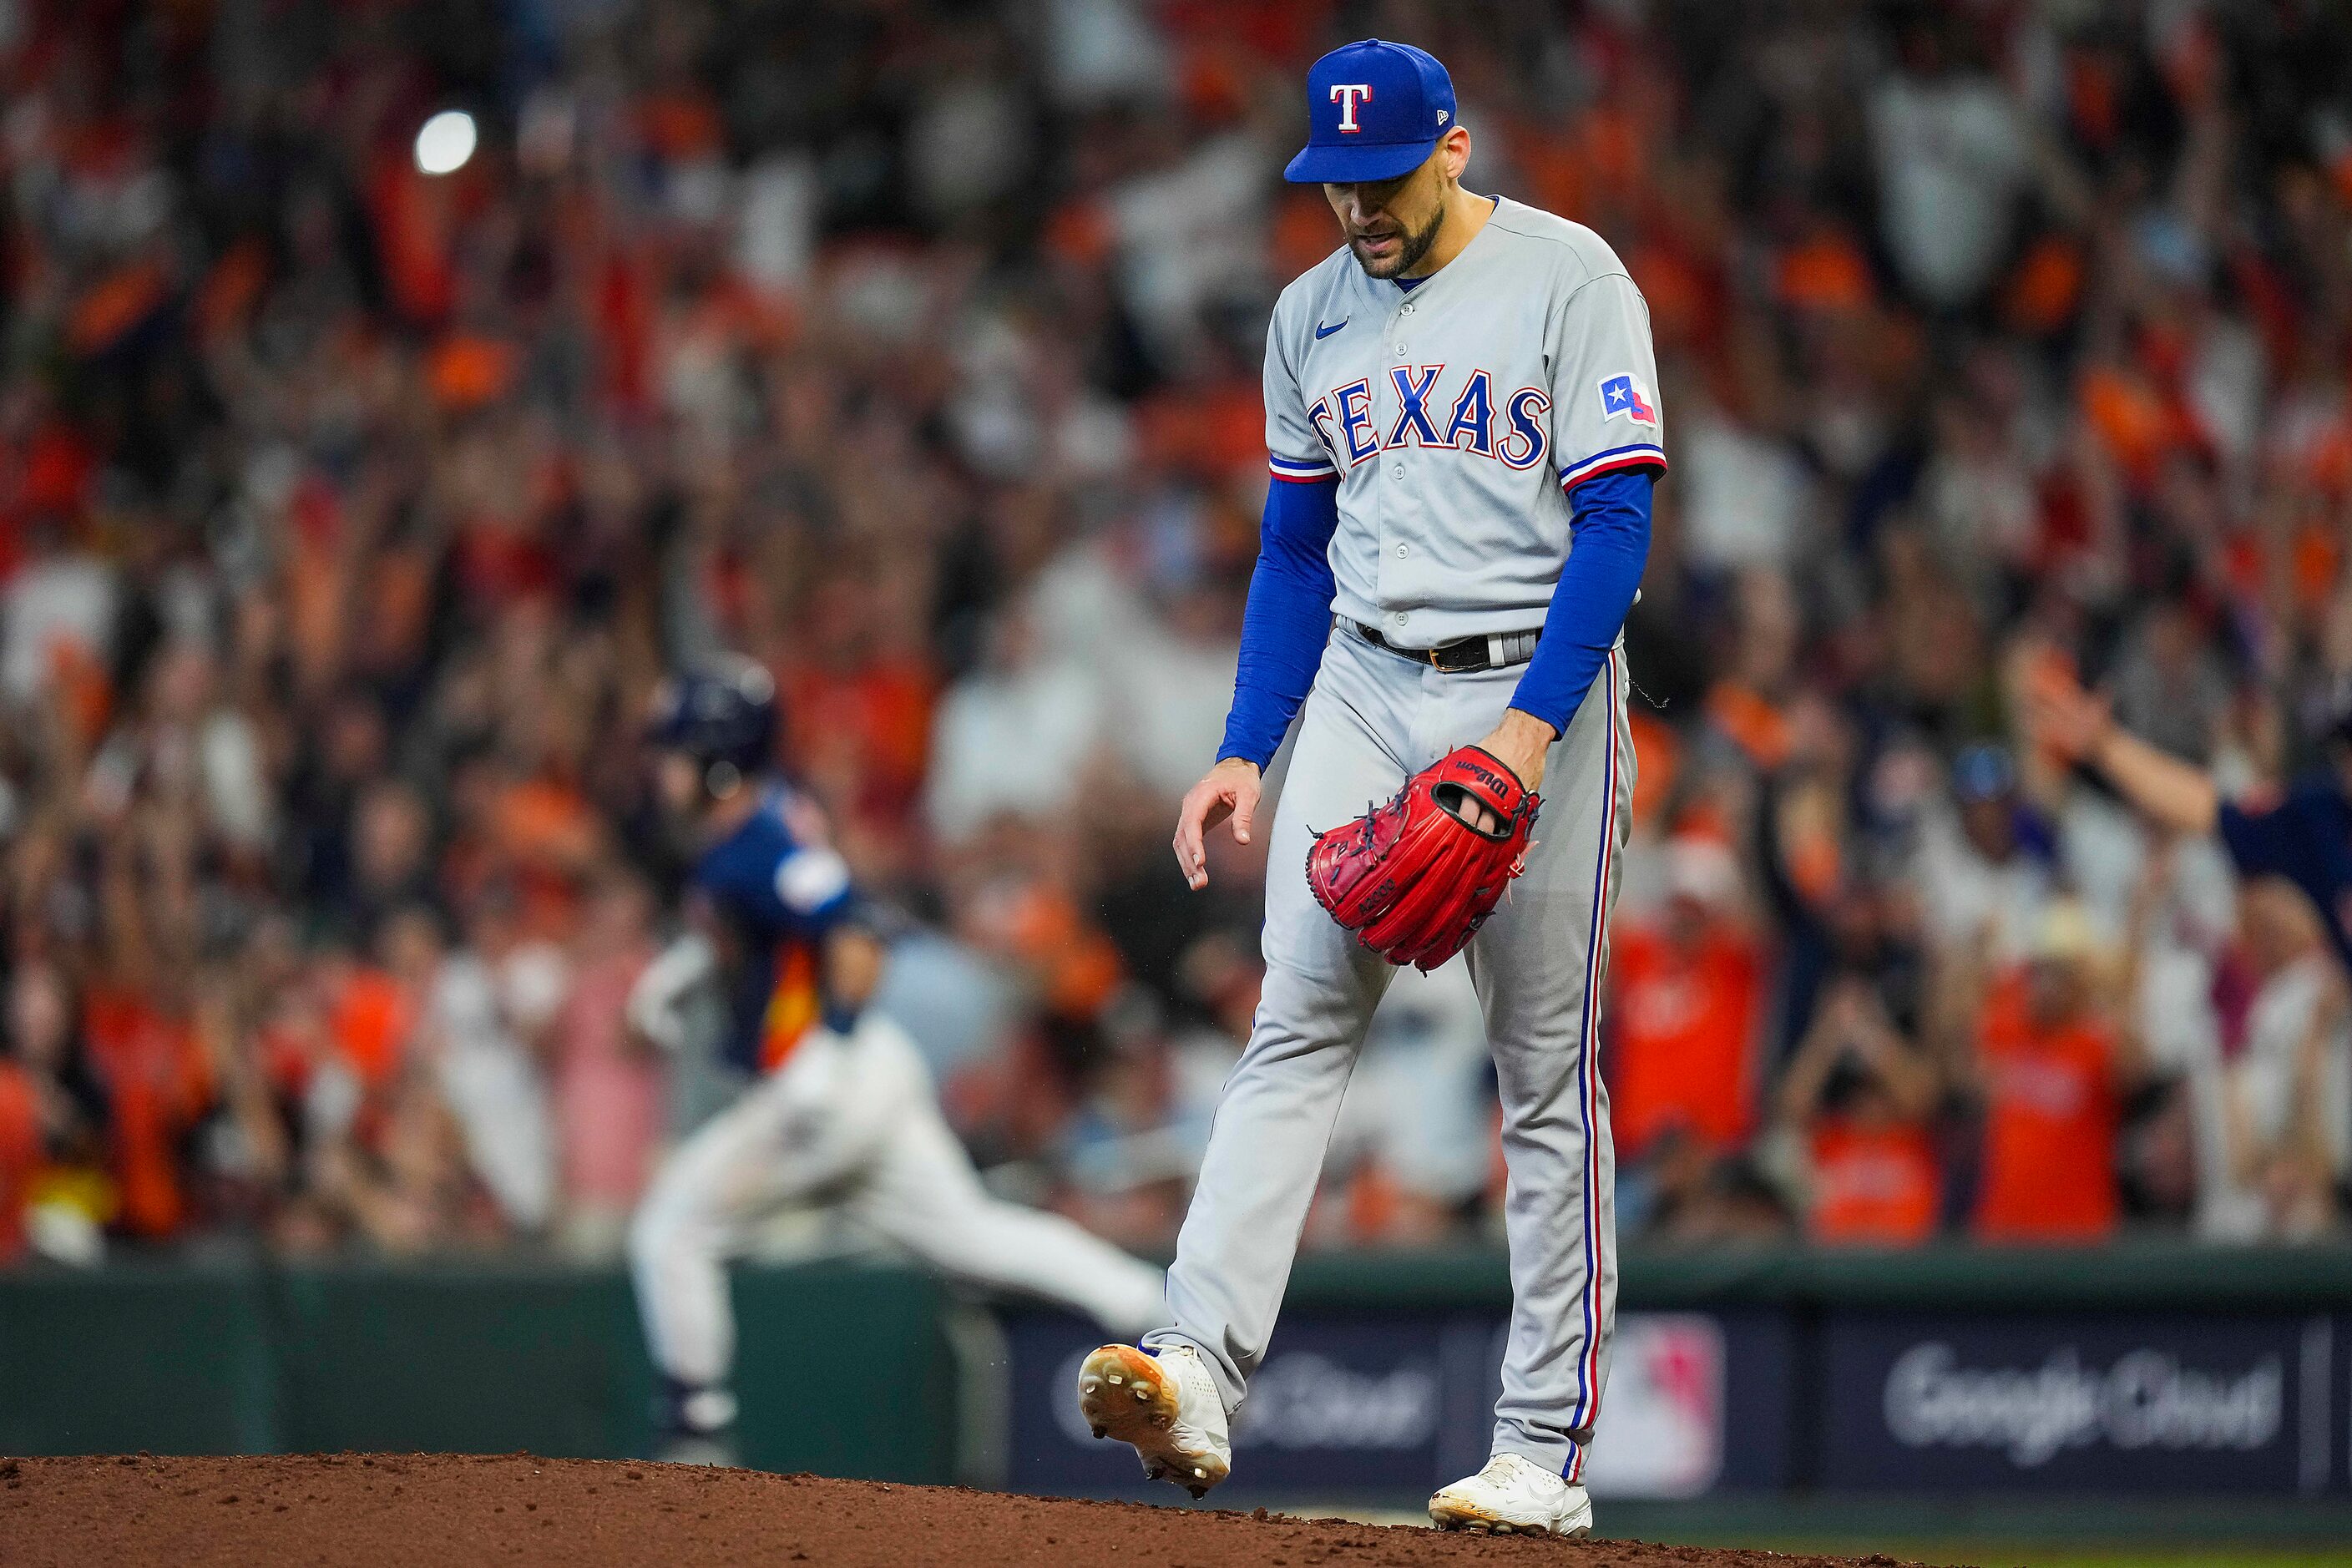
[1262,196,1666,646]
[1146,195,1661,1487]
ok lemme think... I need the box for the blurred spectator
[1324,959,1494,1244]
[549,873,665,1257]
[0,1044,40,1264]
[2107,603,2231,766]
[1866,15,2036,312]
[1778,978,1942,1247]
[1051,989,1196,1251]
[1946,900,2144,1243]
[2,962,107,1261]
[1611,835,1767,1168]
[0,0,2346,1263]
[2188,880,2349,1242]
[397,905,559,1238]
[1914,746,2056,966]
[924,605,1105,843]
[3,519,116,710]
[1638,1130,1798,1246]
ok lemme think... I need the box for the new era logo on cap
[1285,40,1459,185]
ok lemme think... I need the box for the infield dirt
[0,1453,1946,1567]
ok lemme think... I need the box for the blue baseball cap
[1284,39,1458,185]
[1951,743,2017,803]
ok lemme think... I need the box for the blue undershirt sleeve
[1507,467,1656,736]
[2215,796,2305,883]
[1216,475,1341,769]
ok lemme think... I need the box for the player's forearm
[2086,724,2219,837]
[1505,468,1654,736]
[821,926,884,1032]
[1219,476,1340,769]
[1774,1020,1842,1123]
[626,932,717,1052]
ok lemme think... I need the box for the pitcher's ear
[1440,124,1473,180]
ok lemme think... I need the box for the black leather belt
[1346,617,1540,672]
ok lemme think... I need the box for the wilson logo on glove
[1306,745,1540,970]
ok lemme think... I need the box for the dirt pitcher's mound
[0,1453,1936,1567]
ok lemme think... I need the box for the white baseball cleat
[1428,1452,1593,1536]
[1075,1343,1232,1499]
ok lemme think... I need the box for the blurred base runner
[630,1010,1165,1461]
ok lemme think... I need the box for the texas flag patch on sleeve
[1598,373,1657,425]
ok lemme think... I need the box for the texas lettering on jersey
[1259,195,1667,650]
[1308,367,1552,471]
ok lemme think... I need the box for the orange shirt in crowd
[1808,1117,1940,1246]
[81,991,215,1238]
[781,658,936,819]
[0,1060,40,1262]
[1970,973,2120,1242]
[1607,923,1763,1158]
[327,969,414,1092]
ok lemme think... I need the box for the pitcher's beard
[1351,203,1445,279]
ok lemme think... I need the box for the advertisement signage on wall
[1819,1312,2335,1495]
[1004,1308,1783,1504]
[1006,1302,2346,1504]
[1582,1313,1727,1498]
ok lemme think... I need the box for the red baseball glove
[1306,745,1540,971]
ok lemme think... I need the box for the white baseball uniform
[630,1009,1168,1394]
[626,783,1165,1409]
[1147,196,1664,1483]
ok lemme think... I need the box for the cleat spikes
[1075,1342,1229,1502]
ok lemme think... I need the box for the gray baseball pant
[1146,623,1630,1481]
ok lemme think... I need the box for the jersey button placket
[1380,305,1411,640]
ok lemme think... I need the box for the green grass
[1310,1500,2352,1565]
[1758,1547,2352,1568]
[1596,1498,2352,1565]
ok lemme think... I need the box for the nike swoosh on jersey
[1314,318,1348,338]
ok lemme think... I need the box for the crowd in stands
[3,0,2352,1266]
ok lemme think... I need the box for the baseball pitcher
[1076,39,1662,1536]
[626,656,1165,1463]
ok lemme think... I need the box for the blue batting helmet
[647,654,778,791]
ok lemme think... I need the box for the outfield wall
[0,1257,955,1480]
[3,1244,2349,1515]
[1015,1244,2352,1507]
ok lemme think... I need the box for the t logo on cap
[1285,39,1459,185]
[1328,83,1373,133]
